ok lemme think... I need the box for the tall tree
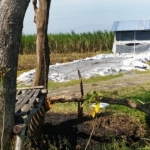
[0,0,30,149]
[32,0,51,89]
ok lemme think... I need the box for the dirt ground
[39,72,150,150]
[43,112,147,150]
[48,71,150,97]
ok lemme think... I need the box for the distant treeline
[20,30,114,54]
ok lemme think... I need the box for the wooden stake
[14,126,26,150]
[77,69,84,120]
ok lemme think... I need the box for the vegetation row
[21,30,114,54]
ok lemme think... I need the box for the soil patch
[43,112,146,150]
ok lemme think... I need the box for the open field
[43,72,150,149]
[44,80,150,150]
[19,53,150,149]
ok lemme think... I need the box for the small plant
[83,91,103,150]
[84,90,103,118]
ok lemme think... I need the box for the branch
[78,69,84,97]
[32,0,38,23]
[46,94,150,115]
[47,94,84,103]
[100,97,150,115]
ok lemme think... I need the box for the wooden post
[77,70,84,120]
[78,101,83,119]
[13,124,26,134]
[14,125,26,150]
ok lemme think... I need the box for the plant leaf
[91,111,96,118]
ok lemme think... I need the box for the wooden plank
[16,89,27,99]
[16,90,21,95]
[15,89,35,112]
[28,89,41,104]
[15,93,45,127]
[21,104,33,113]
[22,96,45,136]
[15,89,36,113]
[17,86,44,90]
[28,95,44,118]
[16,89,31,102]
[16,89,32,106]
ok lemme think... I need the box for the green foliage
[85,90,103,104]
[20,30,114,54]
[84,91,103,118]
[21,34,36,54]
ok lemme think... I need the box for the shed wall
[113,30,150,53]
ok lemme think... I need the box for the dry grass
[18,52,100,71]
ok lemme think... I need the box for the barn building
[111,20,150,53]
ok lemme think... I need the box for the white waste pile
[90,102,110,108]
[17,52,150,86]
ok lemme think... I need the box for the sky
[23,0,150,34]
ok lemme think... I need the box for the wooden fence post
[78,70,84,120]
[14,124,26,150]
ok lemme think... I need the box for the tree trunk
[32,0,51,89]
[0,1,30,149]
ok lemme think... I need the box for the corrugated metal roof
[111,20,150,31]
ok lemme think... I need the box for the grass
[95,137,150,150]
[135,70,150,74]
[49,82,150,118]
[48,73,150,128]
[17,73,123,90]
[47,73,123,90]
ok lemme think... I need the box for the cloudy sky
[23,0,150,34]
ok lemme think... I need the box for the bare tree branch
[46,94,150,115]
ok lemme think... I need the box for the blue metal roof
[111,20,150,31]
